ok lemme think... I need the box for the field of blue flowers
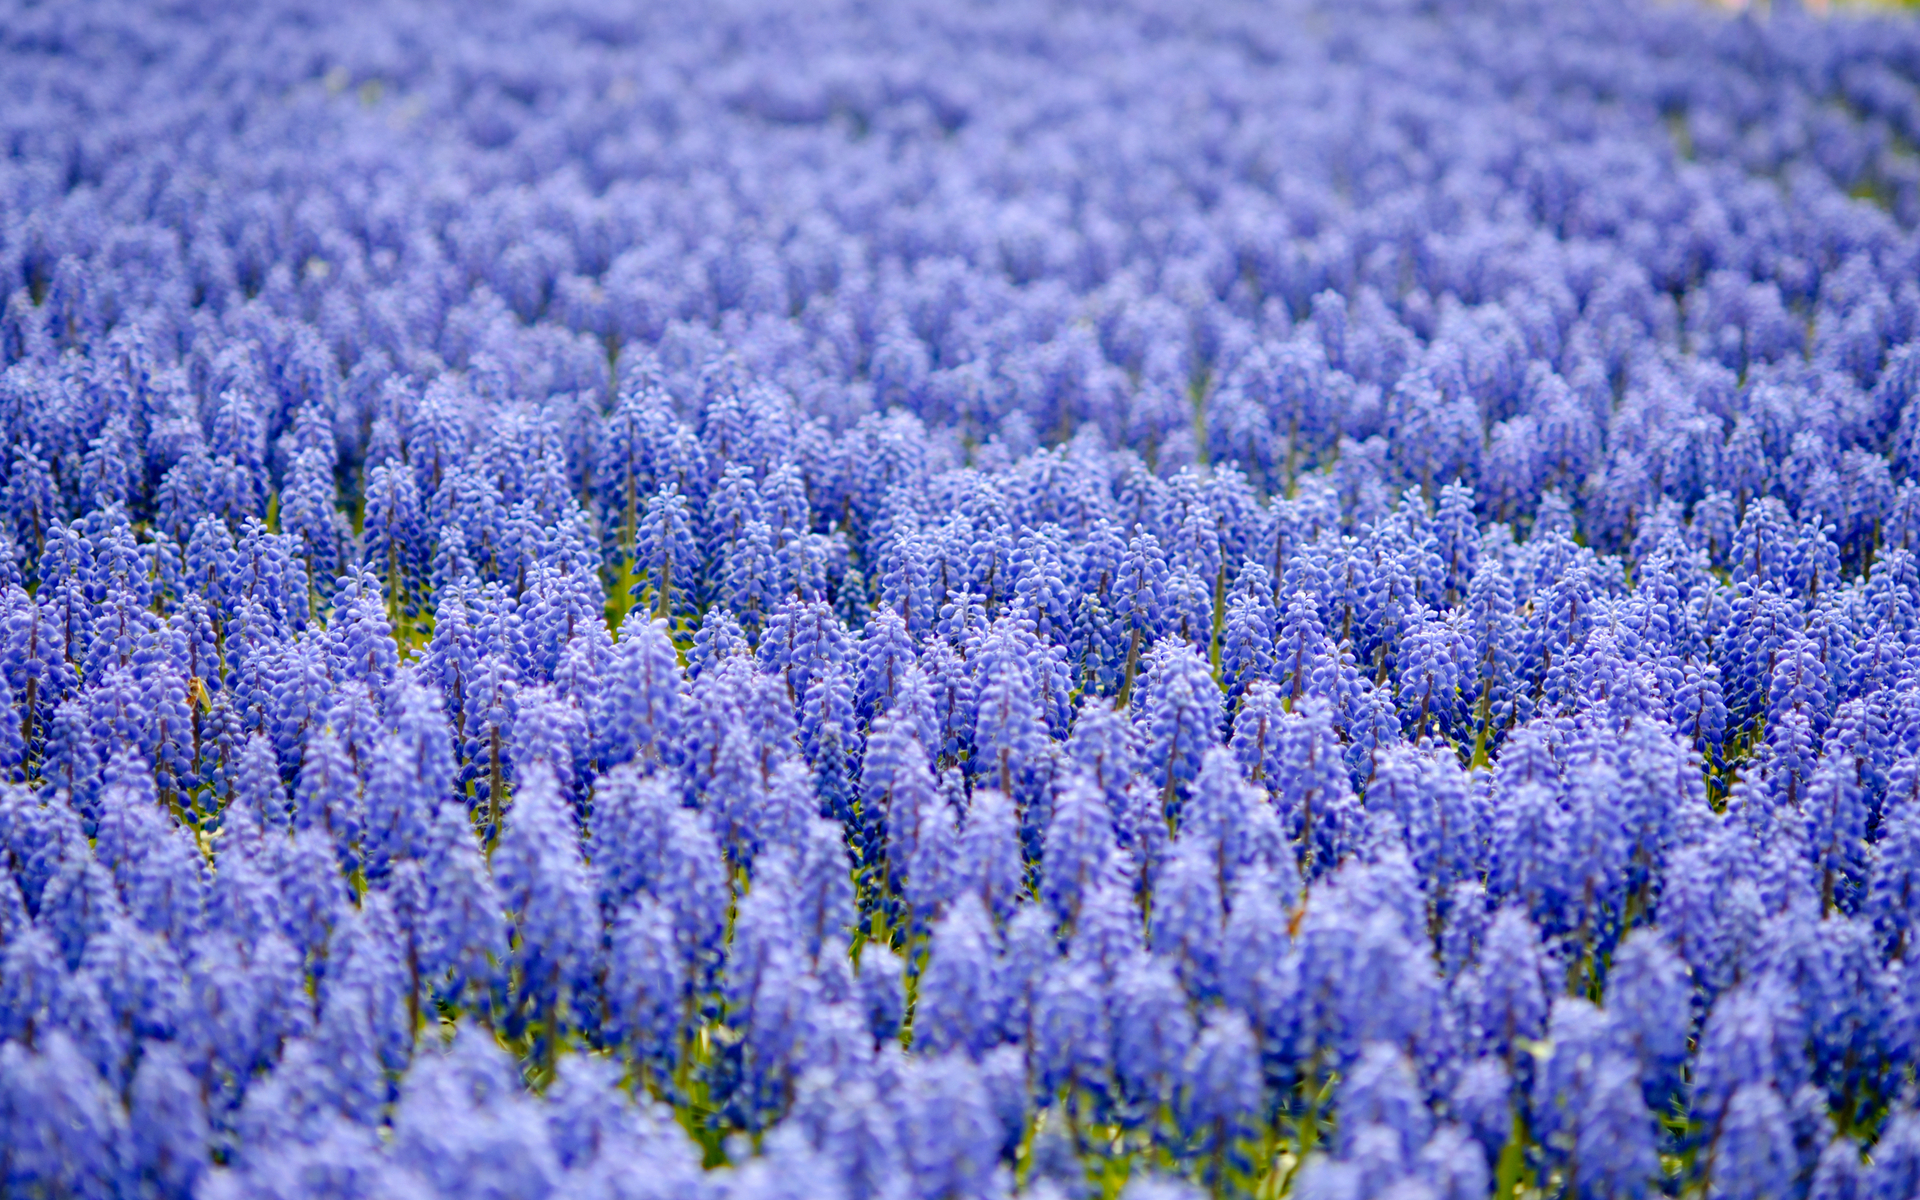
[6,0,1920,1196]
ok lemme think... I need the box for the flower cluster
[6,0,1920,1196]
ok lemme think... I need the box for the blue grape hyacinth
[8,0,1920,1195]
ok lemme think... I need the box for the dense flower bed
[5,0,1920,1196]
